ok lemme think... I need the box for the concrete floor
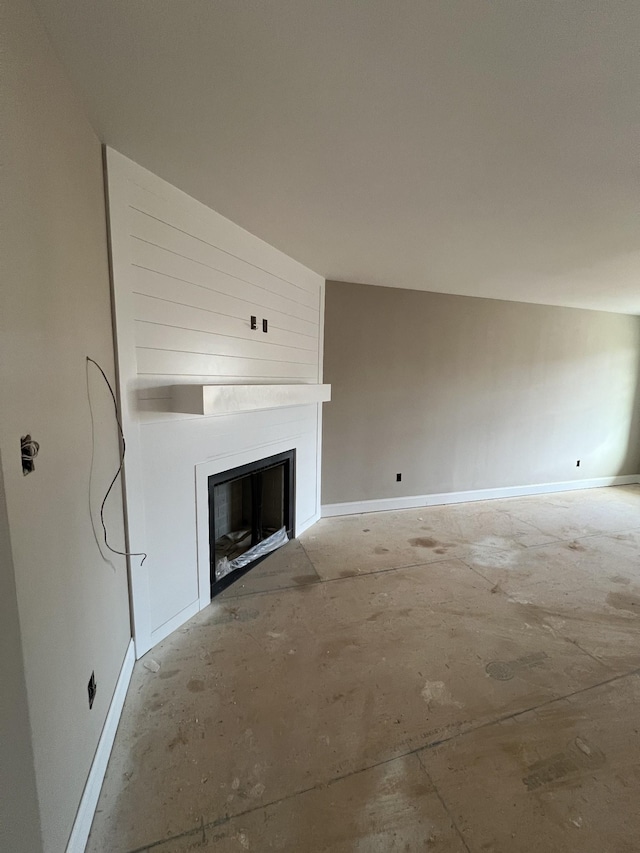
[88,486,640,852]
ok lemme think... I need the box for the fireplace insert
[208,449,295,596]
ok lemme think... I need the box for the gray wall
[0,452,42,852]
[0,0,131,850]
[322,281,640,505]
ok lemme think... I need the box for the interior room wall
[322,281,640,507]
[0,0,131,850]
[0,453,42,852]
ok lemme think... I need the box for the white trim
[146,600,201,655]
[321,475,640,517]
[297,510,321,537]
[104,148,152,652]
[66,640,135,853]
[315,282,326,525]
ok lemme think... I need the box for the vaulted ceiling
[33,0,640,313]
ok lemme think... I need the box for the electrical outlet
[88,671,97,709]
[396,473,402,482]
[576,460,580,467]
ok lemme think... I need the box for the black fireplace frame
[208,449,296,597]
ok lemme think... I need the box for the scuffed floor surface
[88,486,640,852]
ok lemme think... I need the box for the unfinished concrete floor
[88,486,640,852]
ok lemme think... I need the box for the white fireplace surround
[105,148,327,657]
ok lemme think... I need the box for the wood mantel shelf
[171,383,331,416]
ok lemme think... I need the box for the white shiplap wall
[105,148,326,656]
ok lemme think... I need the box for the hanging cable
[86,356,147,565]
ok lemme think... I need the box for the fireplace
[208,449,295,596]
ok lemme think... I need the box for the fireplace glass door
[208,449,295,596]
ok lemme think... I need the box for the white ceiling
[33,0,640,314]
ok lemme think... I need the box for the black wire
[86,357,147,565]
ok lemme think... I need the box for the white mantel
[172,383,331,416]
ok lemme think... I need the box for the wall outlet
[396,473,402,482]
[576,460,580,467]
[87,671,97,709]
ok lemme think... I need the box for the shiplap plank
[131,240,319,326]
[134,322,317,365]
[129,207,318,311]
[133,376,317,394]
[136,348,317,379]
[138,405,317,429]
[132,292,317,353]
[129,181,322,296]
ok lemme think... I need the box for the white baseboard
[297,510,321,537]
[144,599,201,658]
[322,475,640,518]
[66,639,135,853]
